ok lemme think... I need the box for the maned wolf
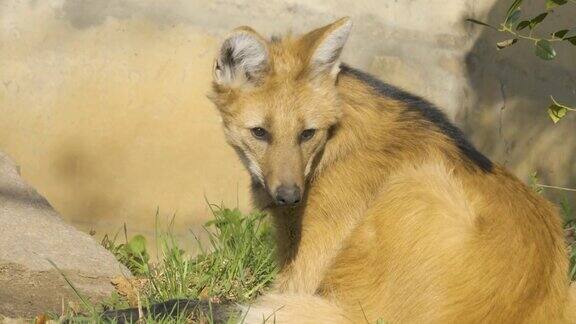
[104,18,576,323]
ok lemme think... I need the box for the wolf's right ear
[301,17,352,78]
[213,27,269,88]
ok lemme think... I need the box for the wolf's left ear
[213,27,269,88]
[301,17,352,77]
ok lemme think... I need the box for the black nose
[275,185,302,206]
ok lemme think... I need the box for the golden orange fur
[209,17,575,323]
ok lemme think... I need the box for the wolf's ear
[213,27,269,88]
[301,17,352,77]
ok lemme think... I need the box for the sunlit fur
[209,18,576,323]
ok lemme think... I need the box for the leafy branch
[548,96,576,123]
[467,0,576,123]
[467,0,575,58]
[538,184,576,192]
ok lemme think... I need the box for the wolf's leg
[271,148,396,295]
[272,161,380,294]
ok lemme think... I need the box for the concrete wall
[1,0,574,240]
[462,1,576,193]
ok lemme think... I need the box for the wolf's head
[209,18,352,206]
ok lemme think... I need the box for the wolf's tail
[240,293,350,324]
[99,294,350,323]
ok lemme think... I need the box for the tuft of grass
[560,198,576,281]
[136,206,278,304]
[60,206,277,323]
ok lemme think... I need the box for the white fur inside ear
[215,32,268,86]
[311,20,352,74]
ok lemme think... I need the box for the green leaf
[516,20,531,30]
[528,172,543,194]
[546,0,568,10]
[535,39,556,60]
[548,103,567,123]
[529,13,548,29]
[506,0,524,21]
[466,18,497,30]
[127,235,147,255]
[565,36,576,46]
[496,38,518,49]
[547,96,572,123]
[506,9,522,26]
[553,29,569,39]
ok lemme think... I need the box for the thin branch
[551,96,576,111]
[500,24,564,43]
[537,184,576,192]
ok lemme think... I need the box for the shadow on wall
[51,140,123,226]
[461,0,576,202]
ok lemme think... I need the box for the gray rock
[0,151,130,318]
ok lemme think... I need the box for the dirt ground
[0,262,109,319]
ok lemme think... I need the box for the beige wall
[1,0,574,241]
[462,1,576,195]
[0,2,251,240]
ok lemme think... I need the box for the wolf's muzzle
[275,185,302,206]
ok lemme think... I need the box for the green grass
[61,206,277,323]
[560,198,576,281]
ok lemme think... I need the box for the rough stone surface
[0,151,130,318]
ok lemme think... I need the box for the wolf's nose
[275,185,301,206]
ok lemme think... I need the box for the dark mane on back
[338,64,493,173]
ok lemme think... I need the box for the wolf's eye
[251,127,268,140]
[300,129,316,142]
